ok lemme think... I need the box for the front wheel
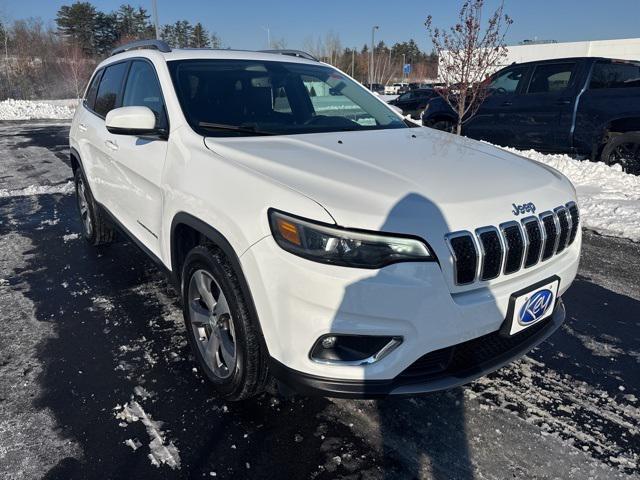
[181,245,269,400]
[601,132,640,175]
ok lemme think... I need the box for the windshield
[168,59,407,136]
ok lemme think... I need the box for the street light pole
[261,26,271,49]
[370,25,379,87]
[402,53,406,82]
[151,0,160,40]
[351,48,355,78]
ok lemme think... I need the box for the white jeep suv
[69,40,581,400]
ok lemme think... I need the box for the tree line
[0,1,437,101]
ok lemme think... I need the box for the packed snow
[0,181,74,198]
[0,99,76,121]
[502,147,640,242]
[115,400,181,469]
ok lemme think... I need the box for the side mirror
[105,106,162,137]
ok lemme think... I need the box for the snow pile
[0,181,74,198]
[505,148,640,242]
[0,99,76,121]
[115,401,181,469]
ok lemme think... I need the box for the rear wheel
[601,132,640,175]
[74,168,116,245]
[181,245,269,400]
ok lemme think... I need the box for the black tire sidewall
[601,132,640,174]
[74,168,98,244]
[181,247,249,397]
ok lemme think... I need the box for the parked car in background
[422,57,640,174]
[388,88,439,119]
[366,83,385,94]
[384,82,408,95]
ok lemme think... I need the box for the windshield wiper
[198,122,276,136]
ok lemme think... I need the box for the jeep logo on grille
[512,202,536,216]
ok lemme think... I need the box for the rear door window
[527,63,576,94]
[590,61,640,89]
[94,62,129,117]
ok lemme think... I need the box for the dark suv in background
[388,88,439,119]
[423,57,640,174]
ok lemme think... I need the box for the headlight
[269,210,433,268]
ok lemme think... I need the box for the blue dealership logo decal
[519,289,553,324]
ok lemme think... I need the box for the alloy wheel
[188,269,237,379]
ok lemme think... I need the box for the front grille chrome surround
[445,231,479,285]
[447,202,579,286]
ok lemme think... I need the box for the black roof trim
[111,39,172,56]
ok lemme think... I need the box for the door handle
[501,101,513,107]
[556,99,572,105]
[78,123,88,132]
[104,139,119,151]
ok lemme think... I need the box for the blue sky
[2,0,639,52]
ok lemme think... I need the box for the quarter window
[94,62,129,117]
[122,60,167,128]
[527,63,576,94]
[84,69,103,111]
[590,61,640,89]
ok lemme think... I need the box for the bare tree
[58,41,94,98]
[425,0,512,134]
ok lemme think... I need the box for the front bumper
[240,229,580,384]
[270,299,565,398]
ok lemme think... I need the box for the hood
[204,127,574,238]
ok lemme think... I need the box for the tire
[601,132,640,175]
[181,245,269,400]
[74,168,116,246]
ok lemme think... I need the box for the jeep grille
[446,202,579,285]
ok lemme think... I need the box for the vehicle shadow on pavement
[0,193,388,479]
[328,193,481,479]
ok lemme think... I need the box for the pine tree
[55,2,98,54]
[189,23,210,48]
[93,12,119,55]
[116,4,152,40]
[161,20,192,48]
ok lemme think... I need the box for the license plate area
[501,276,560,336]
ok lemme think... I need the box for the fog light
[321,336,337,349]
[310,335,402,365]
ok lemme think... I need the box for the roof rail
[259,49,319,62]
[111,39,172,57]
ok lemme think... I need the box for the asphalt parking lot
[0,122,638,479]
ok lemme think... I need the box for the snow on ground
[0,99,77,121]
[0,181,74,198]
[503,147,640,242]
[115,399,181,469]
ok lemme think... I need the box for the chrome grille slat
[566,201,580,245]
[554,206,571,253]
[445,232,478,285]
[500,221,525,275]
[476,226,504,281]
[447,203,579,285]
[521,216,543,268]
[540,211,559,261]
